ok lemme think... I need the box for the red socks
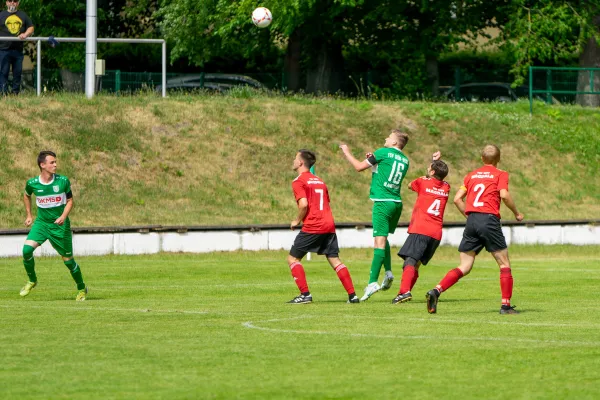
[436,268,464,293]
[289,262,309,293]
[500,267,513,306]
[399,265,416,294]
[411,269,419,290]
[335,264,355,295]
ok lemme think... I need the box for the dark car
[155,73,264,93]
[443,82,534,102]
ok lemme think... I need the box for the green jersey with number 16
[366,147,409,202]
[25,174,72,223]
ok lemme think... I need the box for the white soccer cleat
[360,282,381,302]
[19,281,37,297]
[380,271,394,291]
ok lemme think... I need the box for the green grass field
[1,245,599,399]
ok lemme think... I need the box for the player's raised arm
[339,143,371,172]
[453,186,468,218]
[500,189,524,221]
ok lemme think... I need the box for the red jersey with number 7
[463,165,508,219]
[292,172,336,234]
[407,177,450,240]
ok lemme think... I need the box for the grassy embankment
[0,93,598,228]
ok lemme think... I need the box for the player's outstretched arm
[500,189,524,221]
[291,198,308,230]
[23,193,33,227]
[453,187,468,218]
[339,143,371,172]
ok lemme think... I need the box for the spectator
[0,0,34,95]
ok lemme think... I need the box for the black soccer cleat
[426,289,439,314]
[392,291,413,305]
[287,294,313,304]
[347,294,360,304]
[500,305,519,315]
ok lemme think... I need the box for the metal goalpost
[0,0,166,98]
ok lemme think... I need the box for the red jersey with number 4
[407,177,450,240]
[292,172,336,234]
[463,165,508,219]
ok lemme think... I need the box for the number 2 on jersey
[473,183,485,207]
[427,199,441,216]
[315,189,324,210]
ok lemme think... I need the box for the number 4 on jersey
[427,199,441,216]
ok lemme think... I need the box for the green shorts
[26,219,73,257]
[372,201,403,237]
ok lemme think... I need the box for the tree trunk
[426,55,440,97]
[576,15,600,107]
[305,40,344,94]
[60,69,84,92]
[284,29,302,91]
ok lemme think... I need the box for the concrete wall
[0,224,597,258]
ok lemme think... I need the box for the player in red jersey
[392,151,450,304]
[286,149,360,304]
[426,145,524,314]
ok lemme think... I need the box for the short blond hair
[391,129,409,149]
[481,144,501,165]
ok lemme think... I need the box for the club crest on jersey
[53,185,59,193]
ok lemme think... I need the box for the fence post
[200,72,204,88]
[115,70,121,93]
[529,66,533,115]
[36,40,41,96]
[454,67,461,100]
[546,69,552,104]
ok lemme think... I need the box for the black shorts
[458,212,507,255]
[398,233,440,266]
[290,231,339,259]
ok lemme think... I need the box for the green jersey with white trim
[25,174,72,223]
[366,147,409,202]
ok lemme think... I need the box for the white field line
[0,304,207,314]
[241,316,600,346]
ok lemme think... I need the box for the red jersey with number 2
[407,177,450,240]
[292,172,336,234]
[463,165,508,219]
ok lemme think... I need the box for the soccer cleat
[347,295,360,304]
[287,294,312,304]
[360,282,381,302]
[500,305,519,315]
[19,281,37,297]
[426,289,439,314]
[380,271,394,291]
[76,287,88,302]
[392,291,412,305]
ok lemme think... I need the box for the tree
[498,1,600,106]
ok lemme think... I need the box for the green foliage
[498,1,600,85]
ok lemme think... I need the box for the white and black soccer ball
[252,7,272,28]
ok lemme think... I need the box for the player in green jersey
[19,150,88,301]
[340,129,410,301]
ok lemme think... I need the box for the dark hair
[431,160,448,180]
[37,150,56,170]
[298,149,316,169]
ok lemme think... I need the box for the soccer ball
[252,7,272,28]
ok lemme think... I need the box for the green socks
[369,248,386,283]
[383,240,392,272]
[22,245,37,283]
[64,259,86,290]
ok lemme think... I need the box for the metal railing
[528,66,600,114]
[0,36,167,97]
